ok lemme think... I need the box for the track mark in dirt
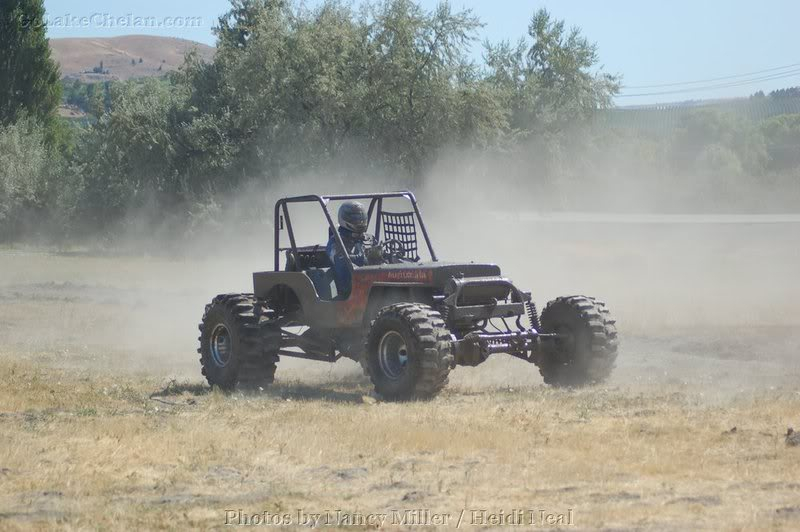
[401,491,428,502]
[760,482,800,491]
[669,495,722,506]
[370,480,414,492]
[776,507,800,519]
[530,486,580,495]
[590,492,641,503]
[0,281,193,309]
[109,491,271,508]
[1,491,68,523]
[334,467,369,480]
[205,466,243,482]
[0,510,66,522]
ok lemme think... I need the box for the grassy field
[1,358,799,530]
[1,218,799,530]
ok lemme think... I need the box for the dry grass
[1,219,800,531]
[1,358,799,530]
[50,36,215,82]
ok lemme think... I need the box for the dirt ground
[1,218,799,530]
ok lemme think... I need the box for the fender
[344,268,435,326]
[253,267,434,328]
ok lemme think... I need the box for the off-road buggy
[198,192,618,400]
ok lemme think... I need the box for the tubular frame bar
[273,191,437,272]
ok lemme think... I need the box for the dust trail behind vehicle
[2,198,799,397]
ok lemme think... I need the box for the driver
[326,201,380,297]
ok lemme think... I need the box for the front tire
[364,304,453,401]
[198,294,280,390]
[537,296,618,387]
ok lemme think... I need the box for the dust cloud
[419,145,800,395]
[2,144,799,396]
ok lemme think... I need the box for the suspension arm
[451,329,563,366]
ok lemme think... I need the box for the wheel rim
[378,331,409,381]
[210,324,232,367]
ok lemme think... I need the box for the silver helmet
[338,201,368,234]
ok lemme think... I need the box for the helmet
[338,201,368,234]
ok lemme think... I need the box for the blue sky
[43,0,800,106]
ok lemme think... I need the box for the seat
[305,267,337,300]
[284,245,337,300]
[285,245,333,272]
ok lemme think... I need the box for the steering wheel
[382,238,405,259]
[366,238,409,265]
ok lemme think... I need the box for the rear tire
[198,294,280,390]
[364,304,453,401]
[537,296,618,387]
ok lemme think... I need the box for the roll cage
[273,191,438,272]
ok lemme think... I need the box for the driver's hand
[366,244,384,265]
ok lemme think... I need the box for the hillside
[599,95,800,133]
[50,35,215,82]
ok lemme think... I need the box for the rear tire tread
[198,294,280,390]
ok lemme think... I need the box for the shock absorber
[439,303,450,327]
[526,301,541,331]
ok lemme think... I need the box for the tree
[761,113,800,171]
[769,87,800,99]
[176,0,497,180]
[360,0,487,173]
[484,8,620,134]
[63,1,641,236]
[672,109,768,177]
[0,0,62,128]
[76,78,186,226]
[0,116,67,240]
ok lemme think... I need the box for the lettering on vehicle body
[338,269,434,325]
[384,269,433,282]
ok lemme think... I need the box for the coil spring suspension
[439,304,450,326]
[526,301,541,331]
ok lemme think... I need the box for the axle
[451,329,563,366]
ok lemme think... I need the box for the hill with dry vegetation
[50,35,215,82]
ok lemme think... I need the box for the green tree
[76,78,186,226]
[0,116,68,240]
[360,0,486,173]
[66,1,633,234]
[672,109,768,177]
[177,0,496,180]
[485,8,620,134]
[0,0,62,128]
[761,114,800,171]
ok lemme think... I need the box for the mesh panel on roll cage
[381,211,419,261]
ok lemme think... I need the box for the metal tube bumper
[449,302,526,321]
[442,276,532,324]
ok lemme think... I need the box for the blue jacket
[326,227,373,297]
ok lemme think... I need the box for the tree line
[1,0,799,244]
